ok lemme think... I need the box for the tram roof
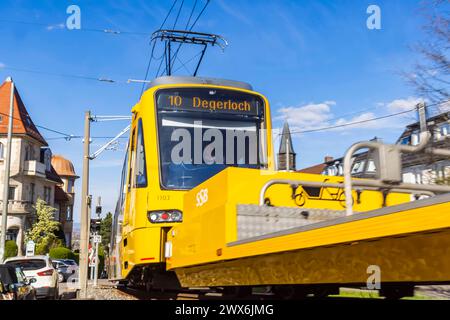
[147,76,253,91]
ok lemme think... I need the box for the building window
[44,187,51,204]
[415,172,423,184]
[67,179,74,193]
[6,228,18,241]
[8,186,16,201]
[367,160,377,173]
[400,136,411,145]
[441,123,450,137]
[30,183,35,203]
[0,142,4,159]
[411,132,420,146]
[44,149,52,171]
[55,204,60,221]
[25,144,35,161]
[66,206,73,221]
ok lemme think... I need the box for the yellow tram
[109,76,450,298]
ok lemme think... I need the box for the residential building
[51,155,79,248]
[302,112,450,186]
[397,111,450,184]
[0,77,76,254]
[299,156,334,175]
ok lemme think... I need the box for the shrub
[73,252,79,264]
[4,240,18,259]
[49,247,75,260]
[98,246,105,277]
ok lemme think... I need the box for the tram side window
[128,128,136,191]
[134,119,147,188]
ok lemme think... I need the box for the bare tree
[404,0,449,113]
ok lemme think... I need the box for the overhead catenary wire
[140,0,180,96]
[0,65,122,84]
[156,0,186,78]
[168,0,211,75]
[288,109,416,135]
[0,18,150,36]
[0,110,74,139]
[285,99,450,136]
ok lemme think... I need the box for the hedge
[4,240,18,259]
[49,247,76,260]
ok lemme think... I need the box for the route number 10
[169,95,182,107]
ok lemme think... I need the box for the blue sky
[0,0,432,222]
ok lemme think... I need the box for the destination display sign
[156,88,263,116]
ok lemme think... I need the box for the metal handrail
[258,179,444,207]
[343,131,450,215]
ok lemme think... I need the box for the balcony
[23,160,46,178]
[0,200,33,214]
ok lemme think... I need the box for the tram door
[125,117,148,227]
[124,122,136,227]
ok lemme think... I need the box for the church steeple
[277,121,296,171]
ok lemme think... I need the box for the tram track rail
[114,284,391,301]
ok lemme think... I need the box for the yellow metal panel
[174,229,450,287]
[167,167,412,270]
[122,227,162,277]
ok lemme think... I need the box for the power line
[0,110,74,139]
[288,109,416,135]
[282,99,450,136]
[0,18,150,36]
[172,51,203,73]
[167,0,198,73]
[140,0,180,96]
[169,0,211,75]
[0,65,121,84]
[172,0,185,29]
[159,0,187,77]
[189,0,211,30]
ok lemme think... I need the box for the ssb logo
[196,188,209,207]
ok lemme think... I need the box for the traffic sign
[93,235,102,243]
[25,240,35,257]
[89,256,97,267]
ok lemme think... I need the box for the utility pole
[417,102,428,133]
[0,78,15,263]
[93,197,101,287]
[78,111,91,299]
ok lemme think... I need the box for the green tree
[25,198,62,255]
[100,212,112,252]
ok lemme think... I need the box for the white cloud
[46,23,65,31]
[275,101,336,130]
[334,112,377,128]
[275,97,420,136]
[216,0,253,26]
[386,97,424,112]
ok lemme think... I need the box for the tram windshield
[156,88,266,190]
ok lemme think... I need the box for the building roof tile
[0,78,47,146]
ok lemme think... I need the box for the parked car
[5,256,59,300]
[60,259,78,268]
[52,260,77,283]
[0,264,36,300]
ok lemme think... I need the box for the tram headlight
[147,210,183,223]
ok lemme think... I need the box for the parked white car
[5,255,59,299]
